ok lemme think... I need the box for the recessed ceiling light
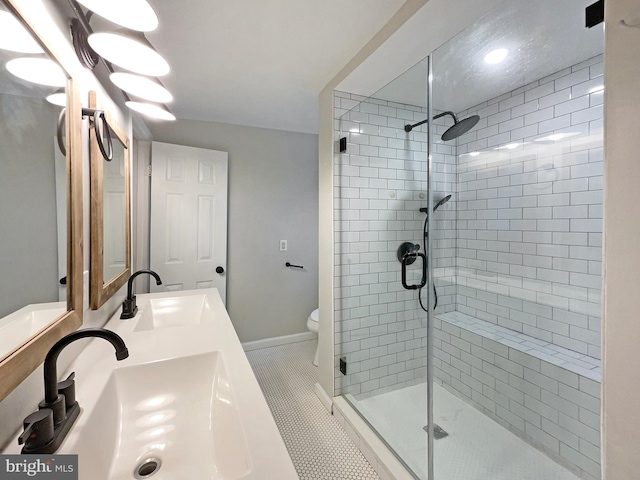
[484,48,508,65]
[0,11,44,53]
[75,0,158,32]
[88,31,169,76]
[6,57,66,87]
[126,101,176,121]
[110,72,173,103]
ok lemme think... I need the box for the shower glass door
[430,0,603,478]
[334,58,431,478]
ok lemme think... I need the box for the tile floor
[247,339,380,480]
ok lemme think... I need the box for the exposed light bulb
[89,31,169,76]
[46,88,66,107]
[126,101,176,121]
[0,11,44,54]
[6,57,66,87]
[75,0,158,32]
[110,72,173,103]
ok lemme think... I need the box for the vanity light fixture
[0,10,44,53]
[6,56,66,87]
[75,0,158,32]
[110,72,173,103]
[46,87,66,107]
[68,3,175,121]
[484,48,508,64]
[88,29,170,76]
[125,100,176,121]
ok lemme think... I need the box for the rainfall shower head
[441,115,480,141]
[419,194,452,214]
[405,111,480,141]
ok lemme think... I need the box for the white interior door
[150,142,228,303]
[103,146,126,284]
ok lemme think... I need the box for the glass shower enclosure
[334,0,603,478]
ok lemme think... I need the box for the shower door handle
[401,252,427,290]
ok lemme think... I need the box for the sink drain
[134,457,162,479]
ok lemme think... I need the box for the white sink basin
[0,302,66,359]
[134,294,213,332]
[77,352,250,480]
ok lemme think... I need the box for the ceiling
[144,0,406,134]
[353,0,604,113]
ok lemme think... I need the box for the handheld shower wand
[418,195,451,312]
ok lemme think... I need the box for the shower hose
[418,214,438,313]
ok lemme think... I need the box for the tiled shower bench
[434,311,601,480]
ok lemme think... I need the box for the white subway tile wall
[453,55,603,360]
[435,312,600,480]
[334,92,431,398]
[333,55,602,480]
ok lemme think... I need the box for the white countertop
[4,288,298,480]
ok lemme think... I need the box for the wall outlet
[279,240,287,251]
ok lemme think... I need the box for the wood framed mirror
[0,1,83,401]
[89,91,131,309]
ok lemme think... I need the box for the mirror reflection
[102,136,126,284]
[0,4,68,360]
[89,90,130,310]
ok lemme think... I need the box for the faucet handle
[19,409,54,449]
[58,372,76,410]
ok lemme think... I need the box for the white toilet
[306,309,319,366]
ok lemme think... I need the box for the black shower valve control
[401,252,427,291]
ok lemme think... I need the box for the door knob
[216,266,224,274]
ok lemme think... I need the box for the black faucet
[19,328,129,454]
[121,269,162,319]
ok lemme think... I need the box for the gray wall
[148,119,319,343]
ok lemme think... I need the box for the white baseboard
[242,331,317,352]
[314,383,333,413]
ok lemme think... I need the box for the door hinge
[146,164,152,177]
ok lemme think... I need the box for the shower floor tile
[247,340,379,480]
[352,383,582,480]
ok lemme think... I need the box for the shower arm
[404,111,458,132]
